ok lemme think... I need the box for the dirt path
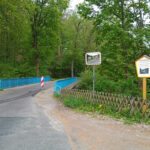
[36,88,150,150]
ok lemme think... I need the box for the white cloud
[69,0,84,10]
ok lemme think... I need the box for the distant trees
[0,0,69,78]
[1,0,149,92]
[29,0,69,76]
[78,0,150,80]
[77,0,150,97]
[49,12,96,78]
[0,0,30,78]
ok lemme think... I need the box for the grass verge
[62,97,150,125]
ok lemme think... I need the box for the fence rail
[61,88,150,118]
[54,77,77,95]
[0,76,51,89]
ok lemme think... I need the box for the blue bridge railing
[54,77,77,95]
[0,76,51,89]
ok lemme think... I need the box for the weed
[62,96,150,125]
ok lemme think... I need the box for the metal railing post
[0,80,2,89]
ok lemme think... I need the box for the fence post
[0,80,2,89]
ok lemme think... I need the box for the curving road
[1,82,150,150]
[0,82,71,150]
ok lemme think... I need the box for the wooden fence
[61,88,150,118]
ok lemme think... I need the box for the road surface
[0,82,150,150]
[0,82,71,150]
[87,58,100,65]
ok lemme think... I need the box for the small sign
[85,52,101,66]
[135,55,150,78]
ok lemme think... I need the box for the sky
[69,0,84,10]
[68,0,149,24]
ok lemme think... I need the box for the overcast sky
[69,0,84,10]
[68,0,149,24]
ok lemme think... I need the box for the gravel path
[36,88,150,150]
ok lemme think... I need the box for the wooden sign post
[135,55,150,111]
[143,78,146,100]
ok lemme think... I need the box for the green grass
[54,93,61,98]
[62,97,150,125]
[0,89,3,91]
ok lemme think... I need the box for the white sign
[85,52,101,65]
[135,55,150,78]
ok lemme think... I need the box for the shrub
[78,70,141,97]
[78,70,93,90]
[95,77,119,93]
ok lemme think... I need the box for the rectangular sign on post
[85,52,101,94]
[85,52,101,66]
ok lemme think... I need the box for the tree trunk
[33,33,39,77]
[70,22,81,78]
[121,0,128,79]
[71,58,74,78]
[35,54,39,76]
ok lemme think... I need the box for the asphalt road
[0,82,71,150]
[87,58,100,65]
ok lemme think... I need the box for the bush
[62,96,150,124]
[0,64,16,78]
[78,70,93,90]
[78,70,141,97]
[118,78,140,96]
[95,77,119,93]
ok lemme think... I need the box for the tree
[29,0,69,76]
[49,12,97,78]
[0,0,30,78]
[78,0,150,80]
[0,0,69,78]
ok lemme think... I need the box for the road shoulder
[35,88,150,150]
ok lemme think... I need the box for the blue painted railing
[0,76,51,89]
[54,77,77,95]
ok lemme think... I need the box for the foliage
[62,96,150,124]
[78,69,141,97]
[77,0,150,97]
[0,0,150,100]
[0,0,70,78]
[49,13,96,78]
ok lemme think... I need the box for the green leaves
[0,0,70,78]
[78,0,150,85]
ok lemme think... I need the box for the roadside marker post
[135,55,150,111]
[41,76,44,88]
[85,52,101,94]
